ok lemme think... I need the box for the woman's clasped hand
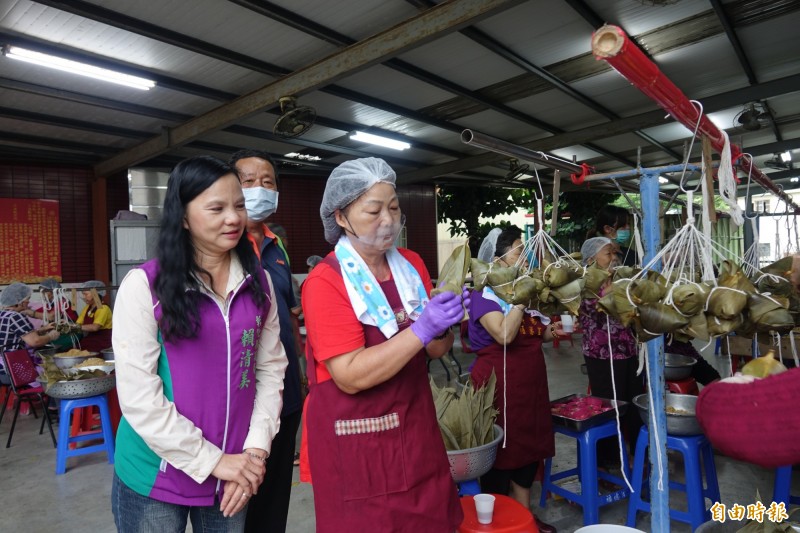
[215,451,267,517]
[410,287,470,345]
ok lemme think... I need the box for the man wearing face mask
[229,149,302,533]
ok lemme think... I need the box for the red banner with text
[0,199,61,284]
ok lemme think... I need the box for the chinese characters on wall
[0,199,61,284]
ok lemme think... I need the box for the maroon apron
[79,306,112,352]
[470,313,555,469]
[305,258,462,532]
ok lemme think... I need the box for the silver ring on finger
[241,492,249,499]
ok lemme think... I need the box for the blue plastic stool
[56,394,115,475]
[626,426,720,531]
[457,479,481,496]
[773,465,800,507]
[540,419,631,525]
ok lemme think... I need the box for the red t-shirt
[301,248,433,384]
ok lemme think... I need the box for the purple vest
[139,259,271,504]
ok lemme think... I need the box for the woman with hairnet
[28,278,79,325]
[301,157,467,531]
[467,226,558,533]
[0,282,61,381]
[577,237,643,470]
[76,280,113,352]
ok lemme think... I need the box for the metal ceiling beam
[402,0,680,160]
[22,1,470,136]
[0,31,237,100]
[232,1,562,133]
[709,0,758,86]
[0,77,189,122]
[0,71,457,163]
[0,145,100,165]
[30,0,635,167]
[398,73,800,184]
[0,76,446,167]
[0,107,148,139]
[0,131,118,155]
[562,0,605,29]
[737,138,800,158]
[0,33,460,160]
[93,0,526,176]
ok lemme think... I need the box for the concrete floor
[0,334,797,532]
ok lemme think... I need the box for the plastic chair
[665,377,699,396]
[540,419,631,525]
[773,465,800,507]
[56,394,115,474]
[626,426,720,531]
[0,349,56,448]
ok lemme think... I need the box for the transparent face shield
[343,212,406,248]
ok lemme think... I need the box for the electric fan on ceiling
[735,102,771,131]
[273,96,316,138]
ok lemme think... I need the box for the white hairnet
[306,255,324,268]
[581,236,613,266]
[320,157,397,244]
[478,228,503,262]
[81,280,107,298]
[1,282,32,307]
[39,278,61,291]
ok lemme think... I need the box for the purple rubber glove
[411,287,470,346]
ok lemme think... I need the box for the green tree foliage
[437,185,535,254]
[437,185,622,254]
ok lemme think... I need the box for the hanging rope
[717,130,744,227]
[605,314,634,493]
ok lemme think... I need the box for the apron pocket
[335,412,409,501]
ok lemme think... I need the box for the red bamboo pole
[591,25,800,213]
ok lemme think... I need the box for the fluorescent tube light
[3,45,155,90]
[350,131,410,151]
[285,152,321,161]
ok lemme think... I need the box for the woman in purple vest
[302,157,469,531]
[111,156,288,532]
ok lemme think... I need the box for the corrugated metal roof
[0,0,796,191]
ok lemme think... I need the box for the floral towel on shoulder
[334,236,428,339]
[577,298,637,360]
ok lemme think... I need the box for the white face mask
[242,187,278,222]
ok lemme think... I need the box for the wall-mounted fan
[506,158,530,181]
[273,96,316,138]
[734,102,770,131]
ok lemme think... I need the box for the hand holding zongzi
[411,288,469,345]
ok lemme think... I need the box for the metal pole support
[641,170,669,533]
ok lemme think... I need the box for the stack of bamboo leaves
[431,373,498,452]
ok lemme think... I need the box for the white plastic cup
[474,493,495,525]
[560,314,574,333]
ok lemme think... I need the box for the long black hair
[586,205,629,240]
[155,155,267,341]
